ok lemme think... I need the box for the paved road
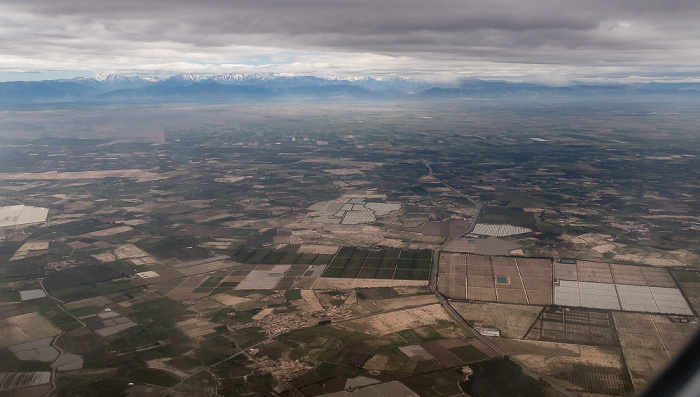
[423,161,577,397]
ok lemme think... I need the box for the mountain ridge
[1,73,698,105]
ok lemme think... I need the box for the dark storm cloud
[1,0,699,81]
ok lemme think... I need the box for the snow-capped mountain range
[66,73,427,91]
[1,73,699,105]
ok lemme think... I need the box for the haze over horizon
[1,0,699,84]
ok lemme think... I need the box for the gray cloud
[1,0,699,81]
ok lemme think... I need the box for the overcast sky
[1,0,699,83]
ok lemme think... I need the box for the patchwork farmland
[439,254,693,316]
[2,102,700,396]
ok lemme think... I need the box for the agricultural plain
[1,100,700,396]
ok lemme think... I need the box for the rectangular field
[556,261,677,289]
[0,313,61,347]
[438,254,552,305]
[322,248,431,280]
[614,312,698,391]
[671,269,700,315]
[554,280,692,315]
[577,261,614,283]
[526,307,618,346]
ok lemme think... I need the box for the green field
[479,206,539,229]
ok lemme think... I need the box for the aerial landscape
[2,1,700,397]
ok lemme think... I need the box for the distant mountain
[413,80,700,100]
[338,76,431,93]
[0,73,410,104]
[209,73,274,84]
[209,74,334,89]
[281,84,380,99]
[68,72,424,93]
[157,73,208,87]
[100,82,275,101]
[100,82,381,101]
[1,74,699,105]
[206,74,427,92]
[70,73,161,90]
[0,81,99,104]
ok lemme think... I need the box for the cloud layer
[2,0,699,82]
